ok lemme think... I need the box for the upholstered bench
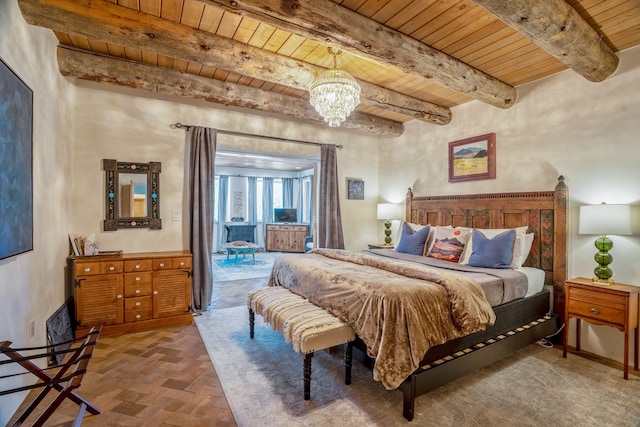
[248,286,356,400]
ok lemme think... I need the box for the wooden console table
[266,223,308,252]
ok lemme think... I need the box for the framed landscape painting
[448,133,496,183]
[0,57,33,260]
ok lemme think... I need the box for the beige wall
[0,1,76,421]
[70,80,381,253]
[379,46,640,365]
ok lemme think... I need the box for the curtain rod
[170,122,342,149]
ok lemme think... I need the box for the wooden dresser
[69,251,192,336]
[266,223,308,252]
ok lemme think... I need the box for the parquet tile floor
[8,277,270,426]
[8,324,235,427]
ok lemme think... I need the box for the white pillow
[517,233,535,268]
[406,221,428,231]
[459,226,528,268]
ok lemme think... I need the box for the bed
[268,176,568,421]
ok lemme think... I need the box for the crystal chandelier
[309,48,361,127]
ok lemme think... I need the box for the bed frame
[358,176,569,421]
[405,176,568,297]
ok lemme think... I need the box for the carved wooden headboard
[405,176,568,301]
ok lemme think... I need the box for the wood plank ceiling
[18,0,640,137]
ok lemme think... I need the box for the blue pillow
[395,223,430,256]
[468,229,515,269]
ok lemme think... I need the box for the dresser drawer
[76,261,123,276]
[124,296,152,322]
[124,271,152,287]
[569,287,627,306]
[567,299,626,326]
[101,261,123,274]
[75,262,101,276]
[153,258,174,270]
[172,257,192,269]
[124,259,153,272]
[124,282,152,298]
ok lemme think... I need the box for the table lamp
[377,203,401,245]
[579,203,632,284]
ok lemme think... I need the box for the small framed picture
[347,178,364,200]
[448,133,496,183]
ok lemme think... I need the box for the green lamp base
[384,220,392,245]
[592,234,614,284]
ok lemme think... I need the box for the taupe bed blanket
[268,248,496,389]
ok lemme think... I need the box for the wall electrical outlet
[29,319,35,338]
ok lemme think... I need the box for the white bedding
[518,266,545,297]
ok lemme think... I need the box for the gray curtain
[318,145,344,249]
[216,175,229,251]
[186,126,216,312]
[262,177,274,242]
[248,176,257,226]
[308,175,314,234]
[282,177,294,208]
[296,177,304,224]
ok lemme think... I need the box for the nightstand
[368,244,394,249]
[563,277,640,379]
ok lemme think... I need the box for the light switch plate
[172,209,181,221]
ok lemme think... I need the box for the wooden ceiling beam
[17,0,450,125]
[56,46,405,137]
[199,0,518,109]
[472,0,619,82]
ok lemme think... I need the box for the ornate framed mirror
[103,159,161,230]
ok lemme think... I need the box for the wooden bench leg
[304,352,313,400]
[249,308,255,339]
[345,341,353,385]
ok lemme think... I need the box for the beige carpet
[196,305,640,426]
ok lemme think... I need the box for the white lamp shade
[377,203,401,220]
[579,204,632,236]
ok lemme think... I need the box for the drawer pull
[153,290,159,295]
[179,261,185,266]
[135,277,141,281]
[136,301,141,306]
[135,289,141,294]
[590,308,600,315]
[117,294,123,299]
[109,266,115,271]
[135,264,141,269]
[159,262,165,267]
[84,267,91,272]
[136,314,141,319]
